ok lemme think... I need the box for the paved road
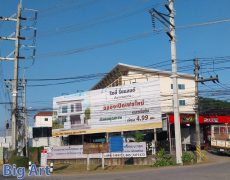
[1,153,230,180]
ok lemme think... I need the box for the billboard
[83,143,109,154]
[53,80,162,135]
[46,142,146,159]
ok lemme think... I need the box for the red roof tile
[34,112,53,117]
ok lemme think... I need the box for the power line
[26,73,107,81]
[37,30,162,58]
[38,1,163,37]
[177,18,230,30]
[35,18,230,59]
[4,55,228,88]
[39,0,101,17]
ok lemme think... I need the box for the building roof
[34,112,53,117]
[91,63,194,90]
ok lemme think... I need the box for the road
[1,153,229,180]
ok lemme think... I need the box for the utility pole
[0,0,37,152]
[17,78,28,156]
[149,0,182,164]
[23,78,28,157]
[168,0,182,165]
[194,59,201,162]
[193,59,219,162]
[11,0,23,151]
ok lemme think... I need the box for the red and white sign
[53,80,162,131]
[46,142,146,159]
[41,149,48,167]
[169,115,230,124]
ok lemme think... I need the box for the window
[75,103,82,112]
[178,84,185,90]
[62,106,68,113]
[71,104,74,112]
[171,84,185,90]
[53,111,57,116]
[179,100,186,106]
[61,116,67,125]
[70,115,81,125]
[44,118,48,121]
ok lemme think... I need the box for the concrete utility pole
[1,1,37,152]
[11,1,23,151]
[194,59,201,162]
[168,0,182,164]
[23,79,28,157]
[149,0,182,164]
[193,59,219,162]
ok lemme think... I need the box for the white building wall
[32,137,61,147]
[0,136,12,148]
[49,137,61,147]
[0,136,11,148]
[34,116,53,127]
[121,71,195,114]
[32,137,48,147]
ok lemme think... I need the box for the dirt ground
[51,151,230,175]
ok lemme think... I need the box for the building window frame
[179,100,186,106]
[178,84,185,90]
[71,104,74,112]
[75,103,82,112]
[171,84,185,90]
[61,106,68,113]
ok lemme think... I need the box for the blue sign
[109,136,123,152]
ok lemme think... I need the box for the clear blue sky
[0,0,230,131]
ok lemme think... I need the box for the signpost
[109,136,124,166]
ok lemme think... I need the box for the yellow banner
[53,122,162,136]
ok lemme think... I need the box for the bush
[134,131,144,142]
[153,149,175,167]
[8,151,29,168]
[28,147,43,165]
[182,151,195,164]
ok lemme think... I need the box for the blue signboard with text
[109,136,123,152]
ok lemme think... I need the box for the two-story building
[52,63,197,148]
[32,112,61,147]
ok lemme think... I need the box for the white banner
[53,80,162,132]
[47,142,146,159]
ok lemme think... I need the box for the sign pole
[102,153,105,170]
[87,154,90,171]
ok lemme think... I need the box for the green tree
[134,131,144,142]
[84,108,91,124]
[199,97,230,115]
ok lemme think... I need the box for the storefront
[168,114,230,149]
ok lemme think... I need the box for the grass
[52,163,152,175]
